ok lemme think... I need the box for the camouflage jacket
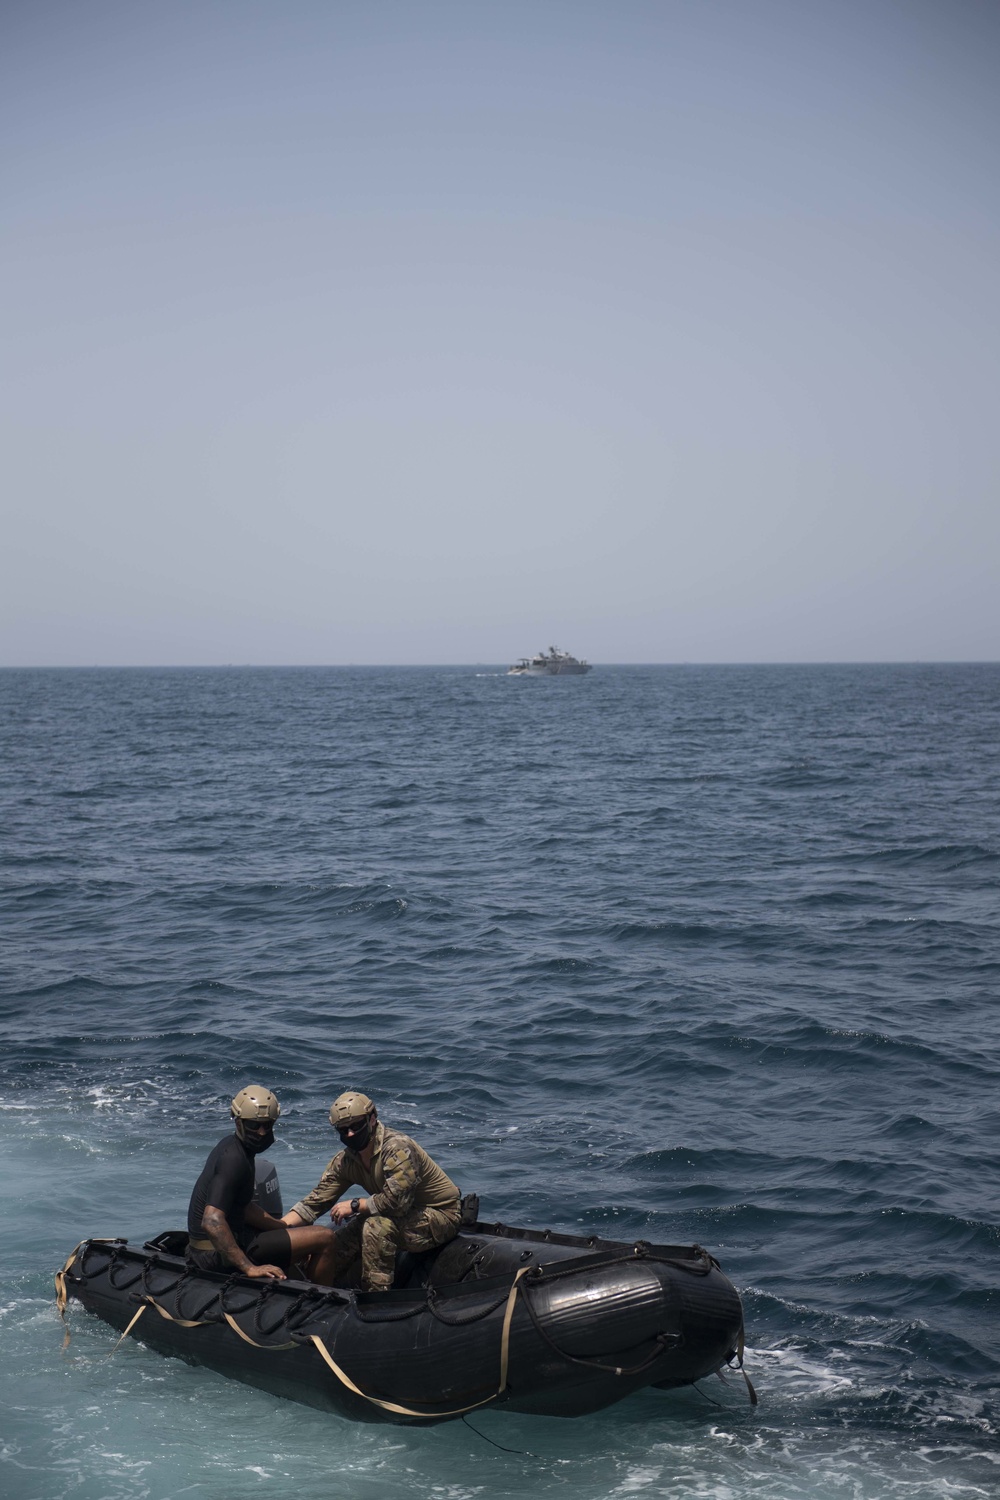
[290,1122,460,1225]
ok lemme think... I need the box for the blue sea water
[1,663,998,1500]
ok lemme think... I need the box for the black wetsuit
[187,1133,290,1272]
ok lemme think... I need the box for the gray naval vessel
[507,645,592,676]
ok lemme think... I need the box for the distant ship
[507,645,592,676]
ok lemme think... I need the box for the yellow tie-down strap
[54,1240,122,1349]
[309,1266,530,1419]
[734,1325,758,1406]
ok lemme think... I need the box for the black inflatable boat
[56,1221,752,1424]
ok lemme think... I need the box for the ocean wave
[851,843,1000,871]
[758,764,855,789]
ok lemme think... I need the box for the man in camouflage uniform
[281,1091,461,1291]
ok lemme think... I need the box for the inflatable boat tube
[56,1221,751,1424]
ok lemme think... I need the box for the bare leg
[307,1235,351,1287]
[288,1218,364,1287]
[284,1226,345,1285]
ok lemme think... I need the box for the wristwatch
[350,1198,360,1214]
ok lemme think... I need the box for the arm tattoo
[202,1205,251,1271]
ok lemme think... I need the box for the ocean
[1,663,997,1499]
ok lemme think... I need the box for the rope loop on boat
[284,1286,346,1332]
[80,1239,126,1278]
[252,1280,296,1339]
[219,1280,261,1318]
[106,1252,144,1292]
[176,1277,225,1325]
[140,1257,187,1299]
[425,1286,514,1326]
[647,1245,718,1276]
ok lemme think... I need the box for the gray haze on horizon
[3,0,998,666]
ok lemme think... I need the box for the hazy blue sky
[3,0,998,664]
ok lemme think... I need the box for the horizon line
[2,660,999,671]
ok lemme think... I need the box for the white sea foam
[611,1464,664,1492]
[748,1343,855,1396]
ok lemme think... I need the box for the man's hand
[204,1204,286,1278]
[330,1198,366,1223]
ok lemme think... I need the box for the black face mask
[339,1116,373,1153]
[237,1120,275,1155]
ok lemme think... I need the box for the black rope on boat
[350,1278,522,1330]
[515,1247,660,1287]
[219,1281,260,1317]
[140,1257,187,1299]
[461,1415,537,1457]
[457,1254,488,1281]
[252,1282,295,1339]
[79,1240,124,1278]
[175,1277,225,1325]
[518,1242,715,1283]
[106,1252,144,1292]
[645,1246,718,1276]
[157,1261,267,1326]
[425,1287,513,1327]
[283,1287,347,1333]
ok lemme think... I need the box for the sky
[2,0,998,665]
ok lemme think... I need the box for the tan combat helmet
[329,1091,375,1129]
[231,1085,281,1122]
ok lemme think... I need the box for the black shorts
[187,1226,293,1275]
[246,1227,293,1268]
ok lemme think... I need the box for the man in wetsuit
[281,1091,462,1291]
[187,1085,341,1281]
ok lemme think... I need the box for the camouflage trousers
[328,1202,461,1290]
